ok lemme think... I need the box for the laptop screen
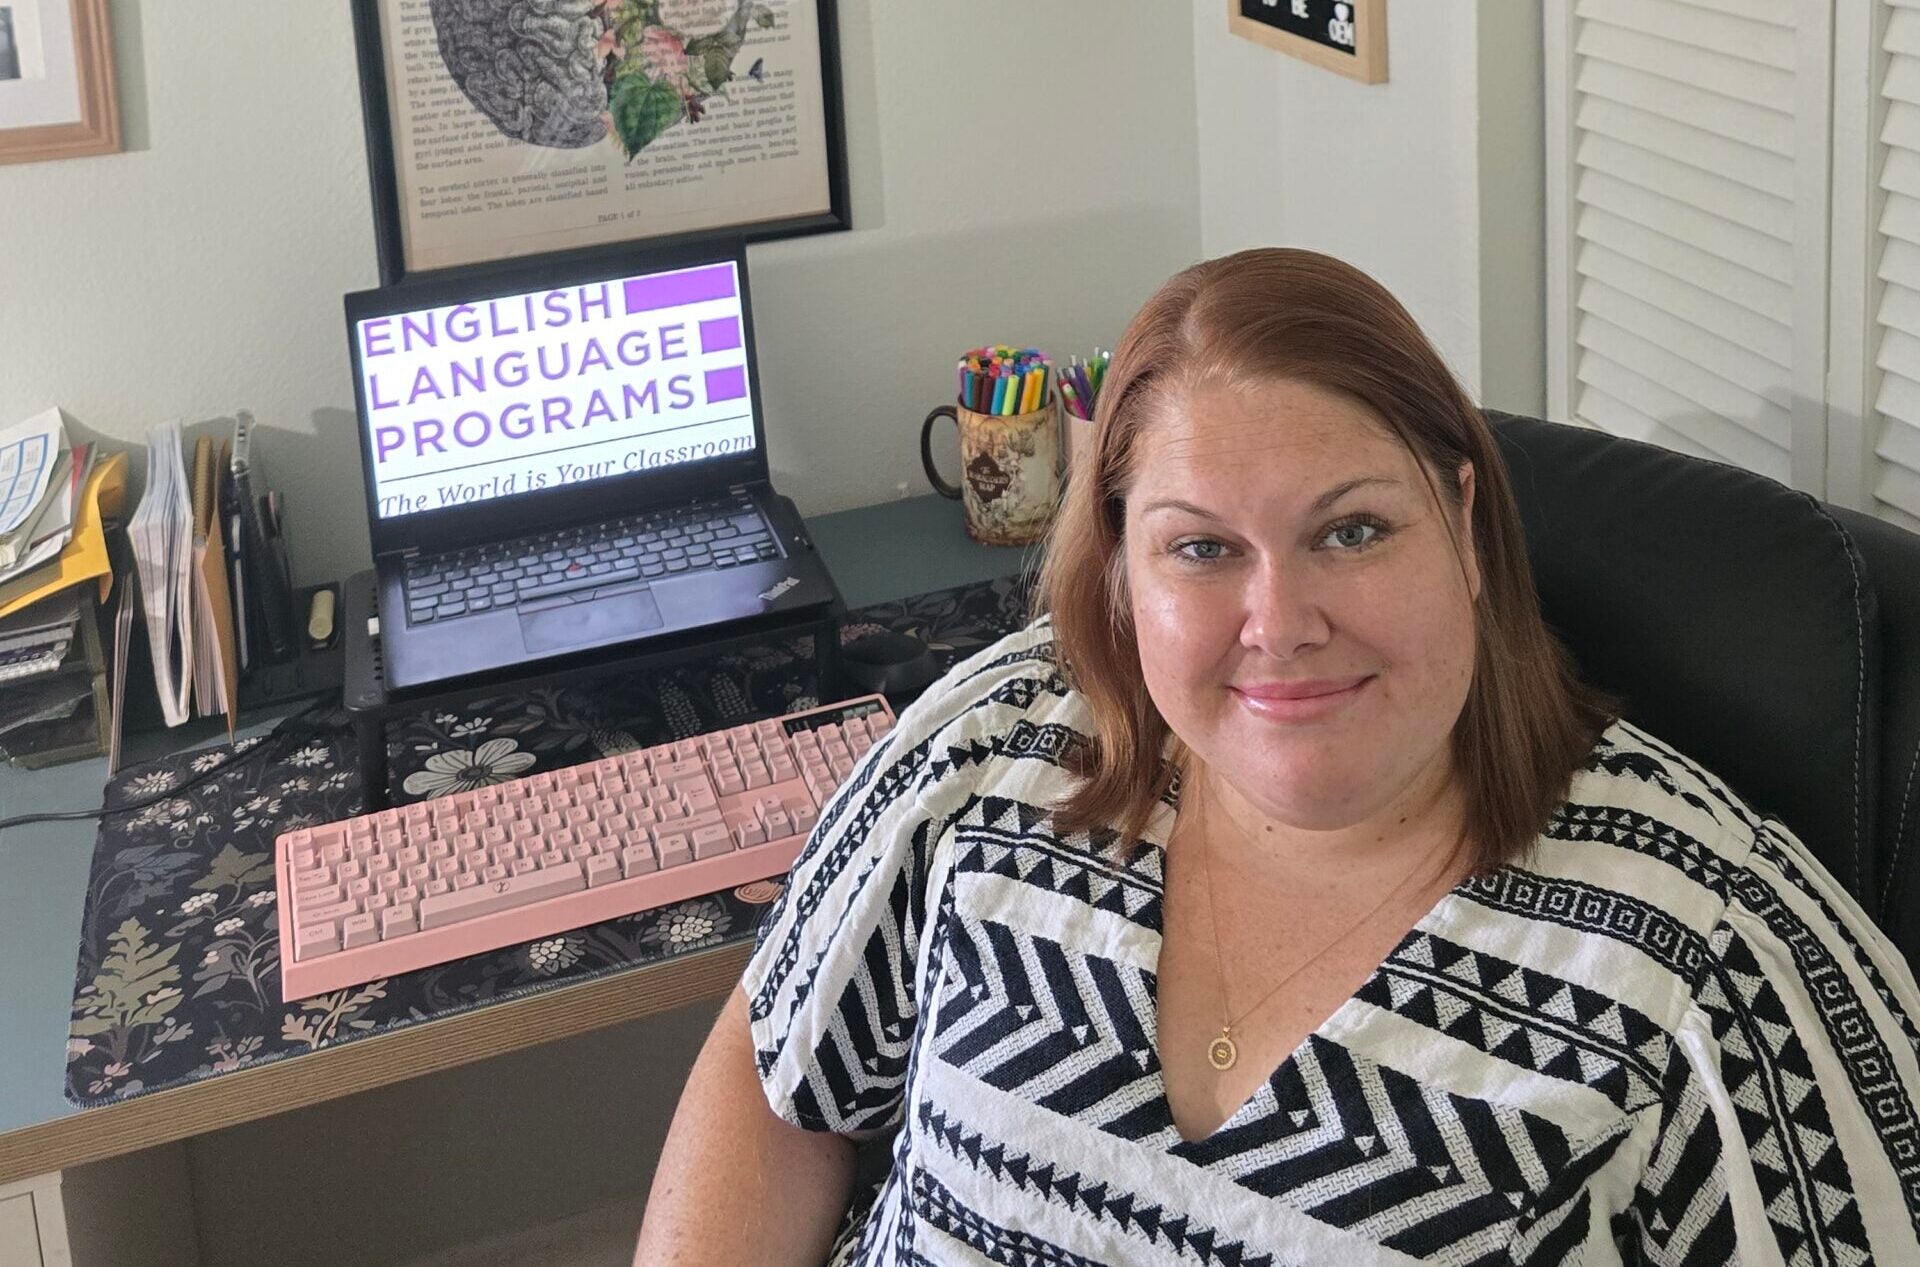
[352,260,757,521]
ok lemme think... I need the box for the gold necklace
[1192,773,1441,1072]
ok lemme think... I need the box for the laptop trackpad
[518,582,663,654]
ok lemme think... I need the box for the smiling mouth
[1236,677,1368,700]
[1230,677,1373,720]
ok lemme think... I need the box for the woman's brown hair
[1035,247,1616,871]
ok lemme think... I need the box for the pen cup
[1062,409,1096,477]
[921,395,1062,545]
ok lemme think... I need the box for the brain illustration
[429,0,610,148]
[427,0,774,159]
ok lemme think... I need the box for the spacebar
[519,564,641,602]
[418,864,585,929]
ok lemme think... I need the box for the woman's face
[1122,377,1480,833]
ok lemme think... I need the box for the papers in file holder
[0,410,64,544]
[130,420,193,726]
[128,421,241,731]
[0,450,126,623]
[190,436,238,738]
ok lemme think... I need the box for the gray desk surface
[0,494,1033,1153]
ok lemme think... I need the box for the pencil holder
[1063,409,1096,477]
[920,394,1062,546]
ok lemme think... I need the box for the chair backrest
[1489,413,1884,915]
[1833,505,1920,958]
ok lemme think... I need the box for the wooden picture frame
[1228,0,1387,85]
[0,0,118,166]
[351,0,851,286]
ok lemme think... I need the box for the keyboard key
[692,823,733,859]
[419,862,586,930]
[520,564,641,602]
[654,832,691,867]
[296,921,342,958]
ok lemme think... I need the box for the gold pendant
[1208,1031,1238,1071]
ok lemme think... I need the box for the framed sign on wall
[1228,0,1387,85]
[351,0,851,285]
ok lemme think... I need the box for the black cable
[0,699,348,835]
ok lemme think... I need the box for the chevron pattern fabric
[741,620,1920,1265]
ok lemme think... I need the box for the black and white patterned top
[743,618,1920,1266]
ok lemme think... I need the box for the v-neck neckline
[1135,758,1475,1151]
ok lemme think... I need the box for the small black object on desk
[839,629,942,707]
[236,582,345,712]
[340,569,844,811]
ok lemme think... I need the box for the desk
[0,495,1035,1199]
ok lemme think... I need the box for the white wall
[1191,0,1547,417]
[0,1,1201,587]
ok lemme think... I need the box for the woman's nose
[1240,555,1331,660]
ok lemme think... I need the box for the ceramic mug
[921,396,1062,545]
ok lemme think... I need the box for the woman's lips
[1231,676,1372,721]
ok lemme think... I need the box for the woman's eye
[1320,517,1385,551]
[1172,538,1226,562]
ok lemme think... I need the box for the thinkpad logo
[759,576,799,602]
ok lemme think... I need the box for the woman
[635,250,1920,1264]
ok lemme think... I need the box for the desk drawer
[0,1173,70,1267]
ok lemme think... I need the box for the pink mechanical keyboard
[274,694,895,1002]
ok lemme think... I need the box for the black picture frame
[349,0,851,287]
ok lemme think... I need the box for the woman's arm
[633,983,857,1266]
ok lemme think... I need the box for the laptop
[344,239,840,692]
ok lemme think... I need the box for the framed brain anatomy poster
[351,0,849,283]
[1228,0,1386,85]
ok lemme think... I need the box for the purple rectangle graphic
[699,316,742,354]
[623,264,738,315]
[705,366,748,404]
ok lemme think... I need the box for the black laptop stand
[340,570,842,811]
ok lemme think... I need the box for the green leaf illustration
[72,918,182,1035]
[753,5,774,28]
[611,73,685,158]
[702,47,734,94]
[193,843,274,895]
[615,0,661,41]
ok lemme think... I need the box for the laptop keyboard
[402,491,778,625]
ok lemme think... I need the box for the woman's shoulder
[1560,718,1768,867]
[1519,719,1762,936]
[1523,718,1911,1012]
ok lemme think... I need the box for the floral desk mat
[66,575,1033,1105]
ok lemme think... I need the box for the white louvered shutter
[1546,0,1832,493]
[1845,0,1920,531]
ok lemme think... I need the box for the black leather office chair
[1489,412,1920,967]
